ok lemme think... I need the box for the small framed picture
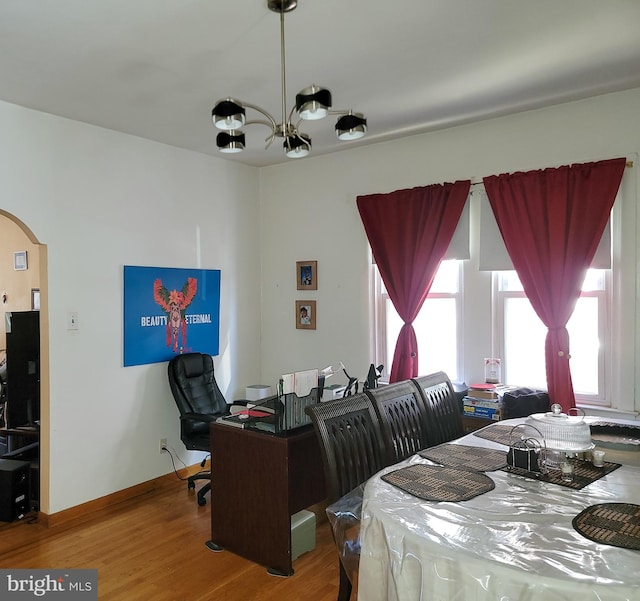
[13,251,28,271]
[296,300,316,330]
[296,260,317,290]
[31,288,41,311]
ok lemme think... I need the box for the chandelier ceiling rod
[278,2,288,133]
[211,0,367,159]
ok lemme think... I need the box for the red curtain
[357,181,470,382]
[483,158,626,411]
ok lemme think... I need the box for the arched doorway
[0,209,49,516]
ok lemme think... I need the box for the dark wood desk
[207,423,326,576]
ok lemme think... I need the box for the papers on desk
[280,369,318,397]
[272,368,320,432]
[217,408,273,428]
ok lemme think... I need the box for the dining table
[357,417,640,601]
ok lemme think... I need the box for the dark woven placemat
[419,443,508,472]
[502,457,621,490]
[572,503,640,551]
[381,463,495,502]
[472,423,520,446]
[590,421,640,450]
[591,421,640,433]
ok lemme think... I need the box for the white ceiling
[2,0,640,168]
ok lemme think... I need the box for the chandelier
[211,0,367,159]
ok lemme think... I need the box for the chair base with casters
[187,456,210,506]
[168,352,247,506]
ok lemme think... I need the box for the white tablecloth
[358,418,640,601]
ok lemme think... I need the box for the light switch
[67,311,79,330]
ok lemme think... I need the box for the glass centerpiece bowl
[524,403,593,470]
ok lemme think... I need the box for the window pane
[416,298,458,380]
[503,298,546,387]
[503,297,599,395]
[498,271,523,292]
[430,260,459,293]
[385,297,458,381]
[582,269,605,291]
[568,297,599,394]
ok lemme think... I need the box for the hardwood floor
[0,475,340,601]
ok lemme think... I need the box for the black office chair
[167,352,244,506]
[305,393,387,601]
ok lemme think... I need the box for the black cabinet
[0,458,30,522]
[2,310,40,514]
[4,311,40,429]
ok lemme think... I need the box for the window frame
[492,269,610,406]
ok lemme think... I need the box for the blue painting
[123,265,221,367]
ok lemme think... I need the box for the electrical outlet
[159,438,167,454]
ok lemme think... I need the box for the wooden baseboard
[38,464,201,529]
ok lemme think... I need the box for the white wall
[0,100,262,513]
[259,88,640,414]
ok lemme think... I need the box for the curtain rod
[469,160,634,186]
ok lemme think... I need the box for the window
[494,269,608,404]
[368,165,635,413]
[372,260,462,382]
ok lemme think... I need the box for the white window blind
[444,195,470,260]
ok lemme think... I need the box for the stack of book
[462,383,513,421]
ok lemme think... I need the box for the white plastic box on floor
[291,509,316,560]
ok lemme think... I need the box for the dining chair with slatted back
[366,380,434,463]
[305,392,388,601]
[412,371,464,445]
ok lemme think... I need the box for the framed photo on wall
[296,300,316,330]
[296,260,317,290]
[13,251,27,271]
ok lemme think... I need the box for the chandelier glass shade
[212,100,246,131]
[211,0,367,158]
[216,131,246,154]
[284,133,311,158]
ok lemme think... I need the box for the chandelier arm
[241,102,279,131]
[245,119,278,130]
[264,131,276,150]
[287,105,300,129]
[280,113,306,141]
